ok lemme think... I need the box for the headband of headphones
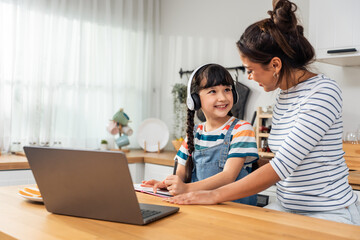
[186,63,212,110]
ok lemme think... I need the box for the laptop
[23,146,179,225]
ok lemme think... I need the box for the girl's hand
[163,175,188,195]
[141,179,166,193]
[163,190,219,205]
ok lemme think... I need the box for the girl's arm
[165,163,280,204]
[141,159,186,193]
[164,157,245,195]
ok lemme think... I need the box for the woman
[165,0,360,225]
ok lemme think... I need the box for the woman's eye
[208,90,215,94]
[247,70,253,74]
[225,88,231,92]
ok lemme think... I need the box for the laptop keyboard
[141,209,161,219]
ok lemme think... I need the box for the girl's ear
[270,57,282,74]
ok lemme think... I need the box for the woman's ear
[270,57,282,74]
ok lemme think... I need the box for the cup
[112,109,130,126]
[121,126,133,136]
[345,132,358,144]
[106,121,119,135]
[115,135,130,148]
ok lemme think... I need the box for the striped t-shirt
[269,74,358,211]
[175,116,258,167]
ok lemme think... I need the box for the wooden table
[0,185,359,240]
[0,149,177,171]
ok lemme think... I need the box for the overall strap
[218,118,239,167]
[224,118,239,144]
[193,124,198,136]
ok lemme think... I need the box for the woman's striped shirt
[268,74,358,211]
[175,116,258,166]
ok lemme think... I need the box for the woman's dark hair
[184,64,234,183]
[236,0,315,88]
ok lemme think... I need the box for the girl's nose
[217,91,227,101]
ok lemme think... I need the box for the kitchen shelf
[258,113,272,119]
[256,107,274,159]
[258,151,275,158]
[258,133,270,138]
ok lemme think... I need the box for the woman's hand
[141,179,166,193]
[163,175,188,195]
[163,190,219,205]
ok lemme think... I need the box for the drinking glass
[345,132,358,144]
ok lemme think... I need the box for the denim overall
[191,119,257,205]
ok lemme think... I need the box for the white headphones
[186,63,212,111]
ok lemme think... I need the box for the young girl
[164,0,360,225]
[142,64,258,205]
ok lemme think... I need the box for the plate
[18,186,43,202]
[137,118,169,152]
[18,192,43,202]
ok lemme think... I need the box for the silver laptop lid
[24,146,146,224]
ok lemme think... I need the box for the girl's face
[198,79,233,121]
[240,55,278,92]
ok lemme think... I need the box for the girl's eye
[208,90,216,94]
[225,88,231,92]
[247,70,253,75]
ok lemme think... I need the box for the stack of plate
[18,186,43,202]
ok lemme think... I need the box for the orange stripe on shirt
[234,121,250,130]
[222,125,230,130]
[181,140,188,150]
[233,129,255,138]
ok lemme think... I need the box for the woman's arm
[164,157,244,195]
[165,163,280,204]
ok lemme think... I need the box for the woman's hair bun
[268,0,298,33]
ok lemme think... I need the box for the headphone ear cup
[232,88,238,105]
[191,93,201,110]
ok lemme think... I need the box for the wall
[158,0,312,149]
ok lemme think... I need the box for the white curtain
[0,0,160,151]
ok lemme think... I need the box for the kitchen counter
[0,154,30,170]
[1,185,359,239]
[0,149,177,171]
[343,143,360,190]
[1,146,359,190]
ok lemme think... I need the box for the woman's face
[240,55,278,92]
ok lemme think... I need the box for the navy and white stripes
[269,74,358,211]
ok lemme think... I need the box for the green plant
[101,139,108,144]
[171,83,187,140]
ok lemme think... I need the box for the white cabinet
[0,170,36,186]
[0,163,172,187]
[309,0,360,66]
[354,190,360,199]
[144,163,173,182]
[128,163,144,184]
